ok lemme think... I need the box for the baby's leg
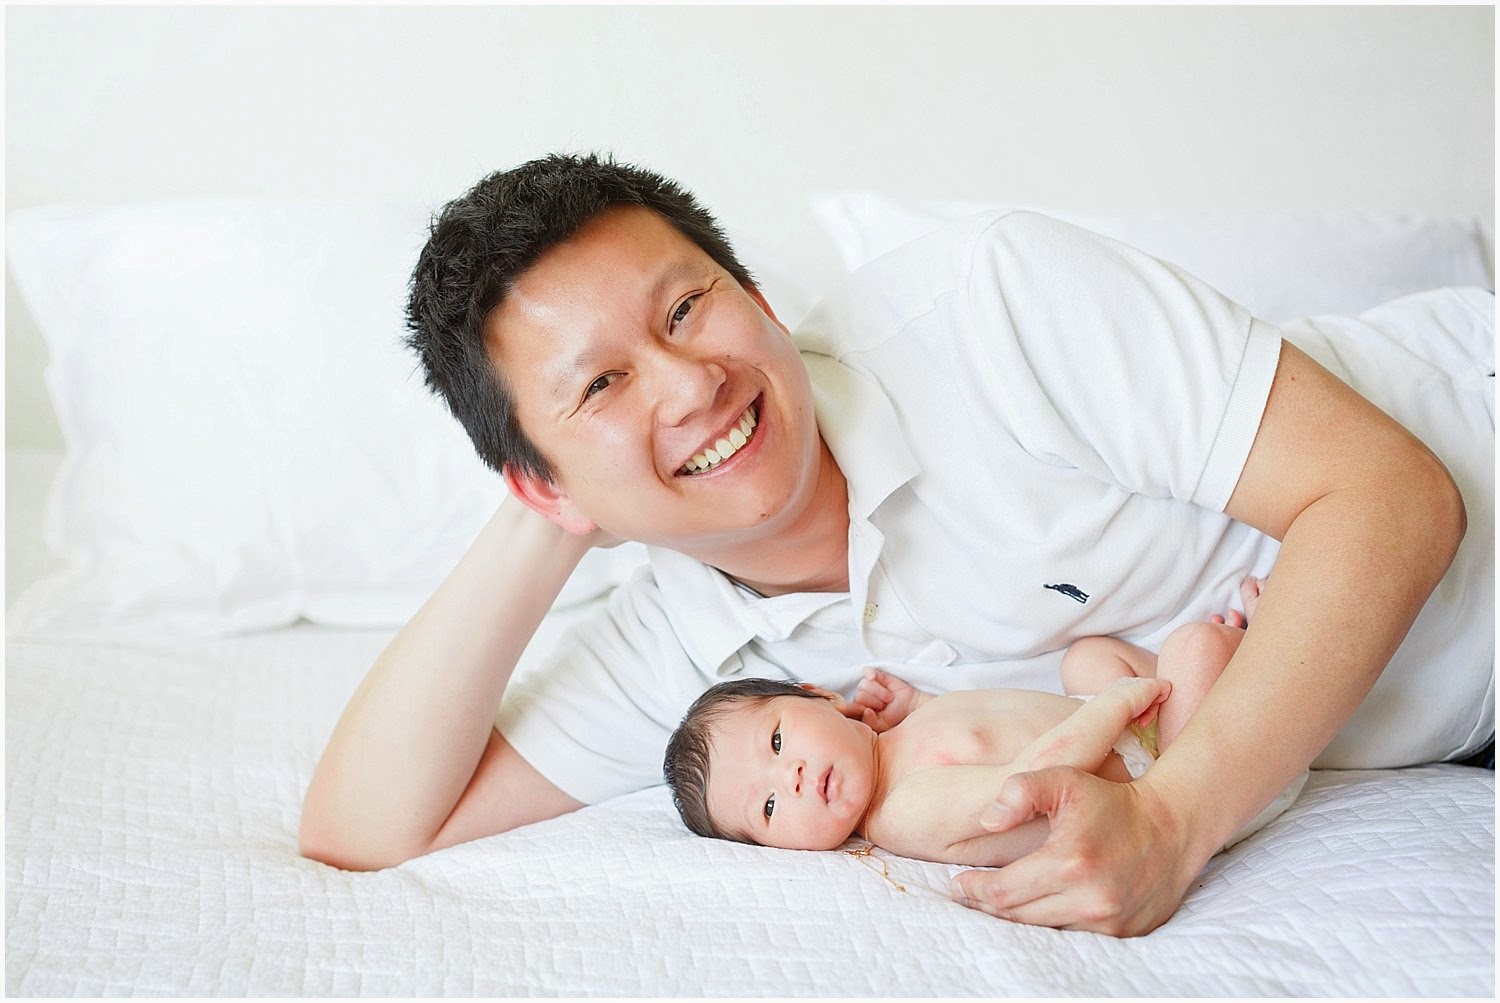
[1153,621,1244,751]
[1060,636,1158,695]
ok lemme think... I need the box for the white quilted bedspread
[6,622,1494,996]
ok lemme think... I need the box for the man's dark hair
[663,677,825,842]
[404,152,756,482]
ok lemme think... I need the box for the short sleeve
[495,567,705,804]
[963,211,1283,511]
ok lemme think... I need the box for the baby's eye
[771,729,781,754]
[764,794,776,819]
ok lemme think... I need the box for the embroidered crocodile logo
[1044,583,1090,604]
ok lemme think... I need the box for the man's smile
[677,397,762,476]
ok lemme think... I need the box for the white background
[6,4,1495,449]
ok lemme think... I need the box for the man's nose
[650,350,726,427]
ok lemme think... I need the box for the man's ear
[502,466,599,536]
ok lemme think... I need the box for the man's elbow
[297,811,419,872]
[1440,473,1468,557]
[1410,449,1467,571]
[298,825,374,872]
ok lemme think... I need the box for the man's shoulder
[794,209,1090,359]
[832,207,1087,290]
[793,213,994,351]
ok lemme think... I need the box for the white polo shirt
[497,211,1495,803]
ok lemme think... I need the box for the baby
[664,577,1302,865]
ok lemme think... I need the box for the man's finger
[953,880,1087,930]
[950,852,1065,916]
[979,765,1078,831]
[954,862,1145,936]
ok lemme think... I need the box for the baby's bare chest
[895,690,1079,771]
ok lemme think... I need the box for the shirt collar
[803,349,920,520]
[646,348,921,676]
[647,546,844,675]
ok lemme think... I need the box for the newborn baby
[664,605,1304,865]
[665,670,1171,864]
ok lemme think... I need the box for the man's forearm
[299,500,590,869]
[1147,465,1465,866]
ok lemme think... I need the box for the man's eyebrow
[547,354,597,407]
[649,257,713,309]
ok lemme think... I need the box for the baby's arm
[850,668,933,733]
[869,766,1054,867]
[867,679,1170,866]
[1010,676,1170,775]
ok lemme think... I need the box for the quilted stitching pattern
[6,628,1493,995]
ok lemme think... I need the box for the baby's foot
[1208,575,1264,630]
[1239,575,1263,621]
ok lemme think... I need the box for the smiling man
[488,204,849,594]
[300,153,1494,936]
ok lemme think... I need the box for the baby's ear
[797,682,843,703]
[799,682,865,721]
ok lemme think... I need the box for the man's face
[488,206,825,555]
[705,694,877,850]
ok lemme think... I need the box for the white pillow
[7,198,815,635]
[812,190,1495,323]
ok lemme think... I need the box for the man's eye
[771,729,781,754]
[764,794,776,819]
[671,295,697,326]
[583,373,619,400]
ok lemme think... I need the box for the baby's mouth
[677,399,760,476]
[818,767,832,803]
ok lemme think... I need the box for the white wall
[7,5,1494,448]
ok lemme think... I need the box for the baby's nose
[786,760,805,796]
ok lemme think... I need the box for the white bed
[5,195,1495,996]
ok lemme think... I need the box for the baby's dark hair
[663,678,825,841]
[404,151,756,483]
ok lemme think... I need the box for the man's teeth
[680,404,758,475]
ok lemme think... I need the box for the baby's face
[705,694,878,850]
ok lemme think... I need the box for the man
[300,153,1492,936]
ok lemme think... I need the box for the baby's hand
[1100,676,1172,730]
[851,668,932,732]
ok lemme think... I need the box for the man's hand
[948,767,1202,936]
